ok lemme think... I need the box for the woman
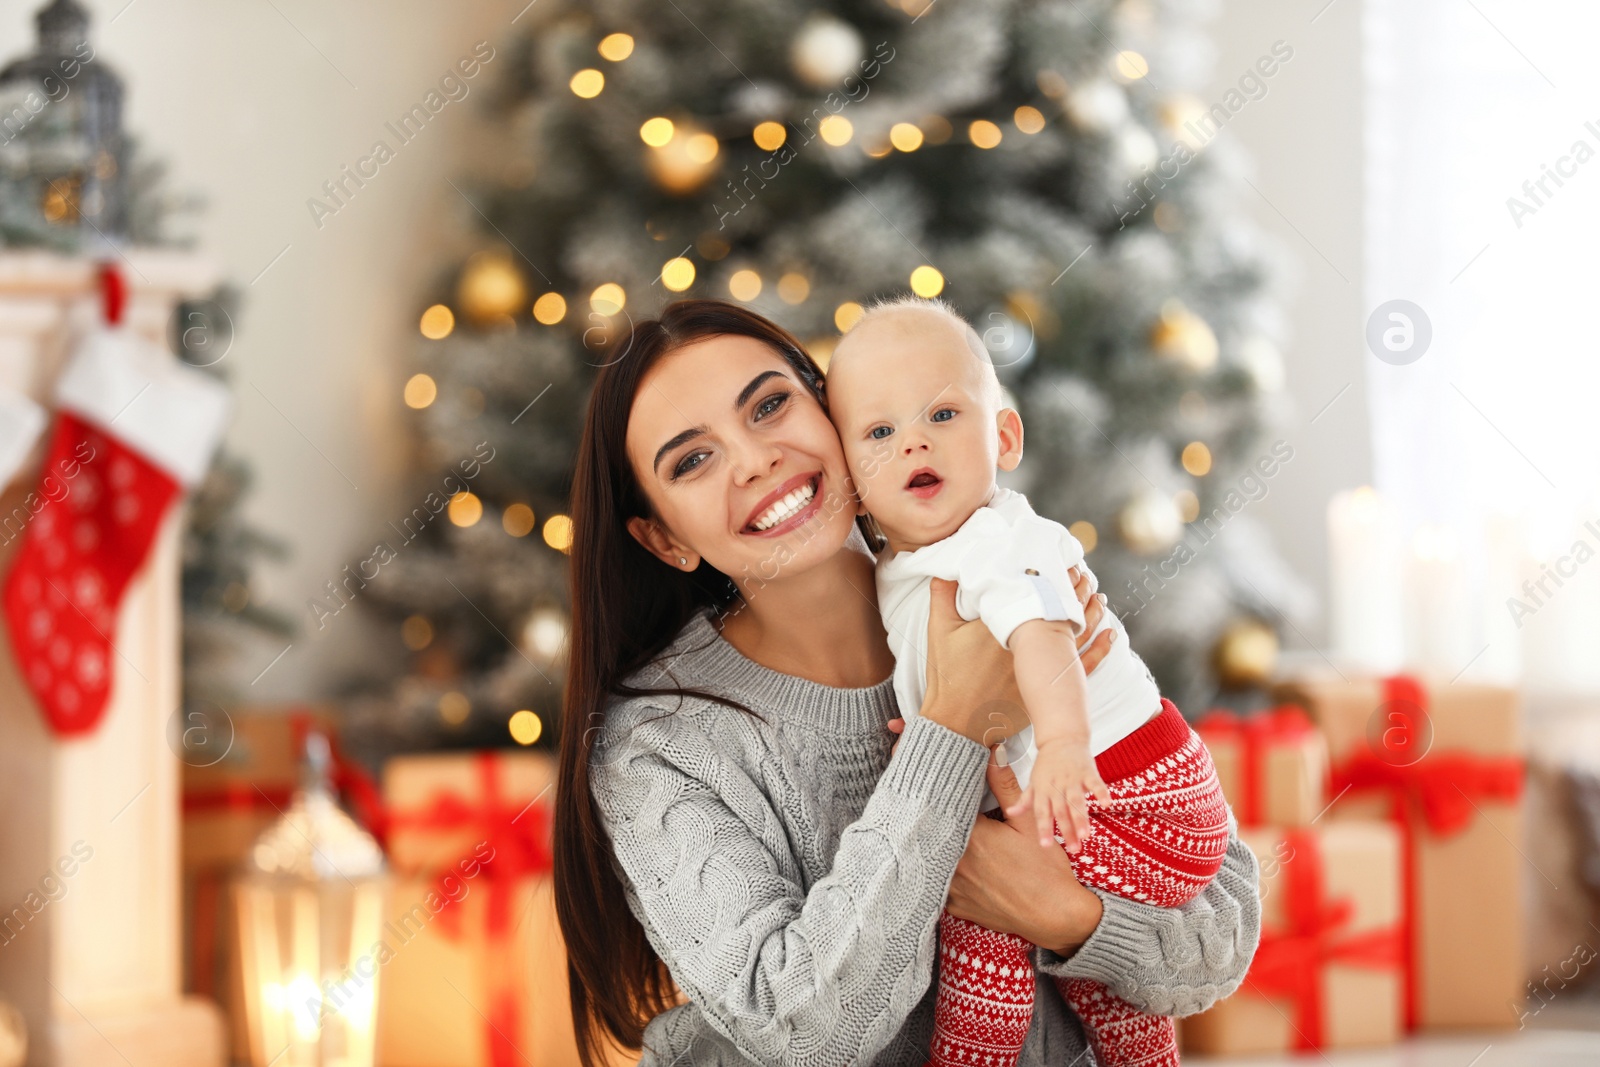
[554,299,1260,1067]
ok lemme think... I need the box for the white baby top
[875,485,1163,809]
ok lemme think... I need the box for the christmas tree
[341,0,1307,755]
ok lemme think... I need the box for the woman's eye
[869,426,893,440]
[931,408,954,423]
[673,451,707,478]
[756,391,790,418]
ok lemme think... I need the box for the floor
[1187,989,1600,1066]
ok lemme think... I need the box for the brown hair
[554,299,868,1066]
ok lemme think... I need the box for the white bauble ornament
[1117,124,1159,173]
[791,15,864,89]
[1118,487,1183,554]
[521,605,569,662]
[1066,78,1129,132]
[1239,335,1285,392]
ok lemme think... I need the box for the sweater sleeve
[1034,817,1262,1016]
[591,703,991,1067]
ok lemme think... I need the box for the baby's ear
[996,407,1024,471]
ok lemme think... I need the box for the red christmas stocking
[2,323,230,736]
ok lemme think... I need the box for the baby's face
[826,308,1014,555]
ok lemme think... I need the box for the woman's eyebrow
[735,369,786,409]
[652,369,789,475]
[653,427,702,475]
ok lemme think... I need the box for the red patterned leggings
[927,699,1230,1067]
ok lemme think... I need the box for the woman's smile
[745,472,823,535]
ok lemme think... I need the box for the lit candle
[1404,524,1471,675]
[1326,487,1405,671]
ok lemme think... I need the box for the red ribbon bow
[1244,828,1404,1049]
[1196,704,1317,825]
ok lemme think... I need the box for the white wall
[1202,0,1372,648]
[0,0,517,699]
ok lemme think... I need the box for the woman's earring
[678,556,688,567]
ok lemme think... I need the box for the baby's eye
[931,408,955,422]
[868,425,893,440]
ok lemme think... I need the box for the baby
[824,295,1231,1067]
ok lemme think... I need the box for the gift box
[1195,705,1329,826]
[1181,821,1405,1055]
[1273,672,1525,1030]
[376,749,631,1067]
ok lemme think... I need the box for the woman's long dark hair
[556,299,862,1066]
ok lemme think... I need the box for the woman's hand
[888,566,1112,752]
[947,750,1104,954]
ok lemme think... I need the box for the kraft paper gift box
[1272,672,1525,1030]
[1194,705,1330,826]
[1181,821,1405,1055]
[376,750,636,1067]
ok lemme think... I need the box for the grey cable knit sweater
[590,606,1261,1066]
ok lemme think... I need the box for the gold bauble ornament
[1213,618,1279,689]
[1117,487,1183,554]
[647,120,720,195]
[458,251,528,322]
[1150,300,1218,372]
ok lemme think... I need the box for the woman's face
[623,334,862,589]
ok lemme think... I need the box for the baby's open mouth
[906,469,941,489]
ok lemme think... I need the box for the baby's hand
[1005,738,1113,853]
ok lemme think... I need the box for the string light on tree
[753,122,786,151]
[639,116,674,147]
[1181,441,1212,476]
[597,33,634,61]
[404,373,437,410]
[818,115,853,146]
[921,115,953,144]
[1013,106,1046,134]
[890,123,924,152]
[543,514,574,552]
[448,492,483,528]
[728,270,761,301]
[569,68,604,98]
[532,292,566,324]
[969,120,1002,149]
[590,283,625,316]
[1112,50,1150,82]
[835,301,865,332]
[910,265,944,297]
[777,272,810,305]
[502,503,535,537]
[419,304,454,339]
[508,709,543,746]
[661,257,696,292]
